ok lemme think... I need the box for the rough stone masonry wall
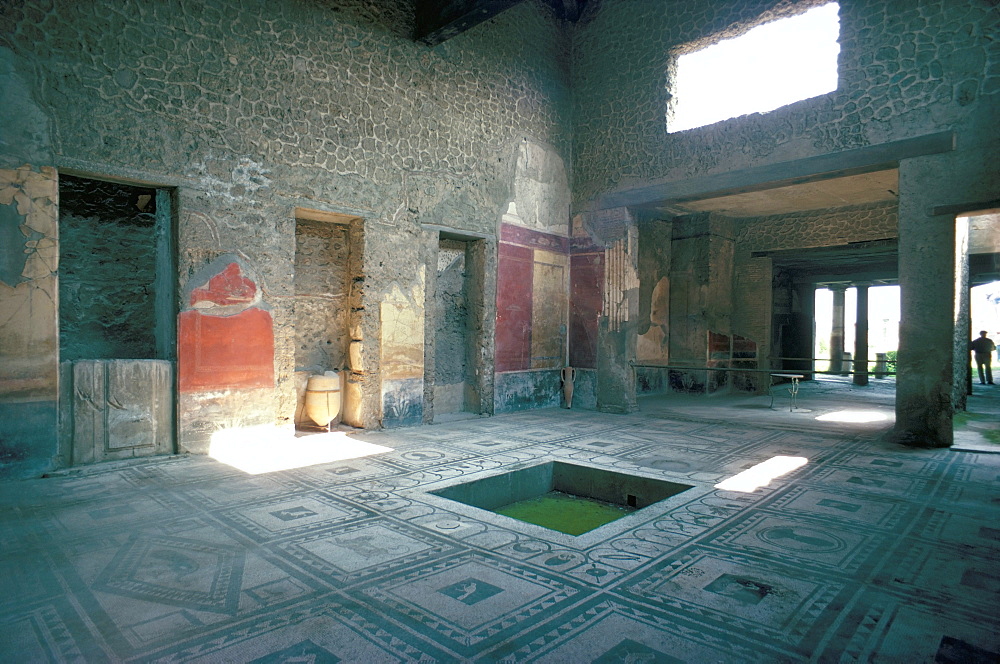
[433,239,471,414]
[572,0,998,207]
[58,177,159,361]
[731,202,898,372]
[0,0,573,468]
[294,220,352,375]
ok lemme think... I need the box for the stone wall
[58,175,160,361]
[734,202,898,251]
[293,218,357,376]
[0,0,573,472]
[572,0,998,209]
[433,239,471,414]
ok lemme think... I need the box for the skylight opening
[668,2,840,133]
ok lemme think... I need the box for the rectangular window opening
[668,2,840,133]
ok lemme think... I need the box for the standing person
[969,330,996,385]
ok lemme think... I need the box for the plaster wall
[636,219,672,365]
[661,216,737,393]
[0,0,573,472]
[953,218,970,411]
[492,135,574,414]
[969,214,1000,255]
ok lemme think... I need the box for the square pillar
[892,161,958,448]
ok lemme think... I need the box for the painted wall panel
[178,261,274,392]
[178,308,275,392]
[0,165,59,476]
[569,252,603,368]
[530,253,566,369]
[496,242,534,372]
[380,271,425,427]
[176,257,275,454]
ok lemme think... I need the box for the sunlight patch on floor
[209,425,393,474]
[715,455,809,493]
[816,410,889,423]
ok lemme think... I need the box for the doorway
[433,239,474,417]
[58,174,175,464]
[432,236,489,419]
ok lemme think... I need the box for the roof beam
[416,0,526,45]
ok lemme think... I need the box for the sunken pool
[430,461,693,536]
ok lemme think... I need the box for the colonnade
[826,283,872,386]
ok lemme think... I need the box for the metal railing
[632,358,896,377]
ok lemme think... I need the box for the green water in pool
[493,490,636,535]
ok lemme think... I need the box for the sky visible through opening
[670,2,840,133]
[814,285,899,372]
[813,282,1000,372]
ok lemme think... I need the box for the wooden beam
[416,0,525,45]
[931,199,1000,217]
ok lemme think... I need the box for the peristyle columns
[853,283,870,386]
[829,286,846,375]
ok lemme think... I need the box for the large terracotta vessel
[304,371,342,430]
[561,366,576,409]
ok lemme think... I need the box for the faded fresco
[176,256,275,453]
[381,270,425,427]
[530,249,567,369]
[0,165,59,475]
[0,166,58,398]
[636,276,670,363]
[179,260,274,392]
[496,242,534,372]
[495,221,570,374]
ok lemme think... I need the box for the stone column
[853,283,869,386]
[792,282,815,379]
[829,286,846,375]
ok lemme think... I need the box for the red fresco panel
[500,224,570,253]
[570,252,603,369]
[496,243,534,372]
[732,334,758,357]
[189,262,257,307]
[709,331,731,365]
[178,307,275,392]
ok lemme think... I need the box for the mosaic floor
[2,382,999,662]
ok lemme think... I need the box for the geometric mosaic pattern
[94,535,245,615]
[1,384,999,662]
